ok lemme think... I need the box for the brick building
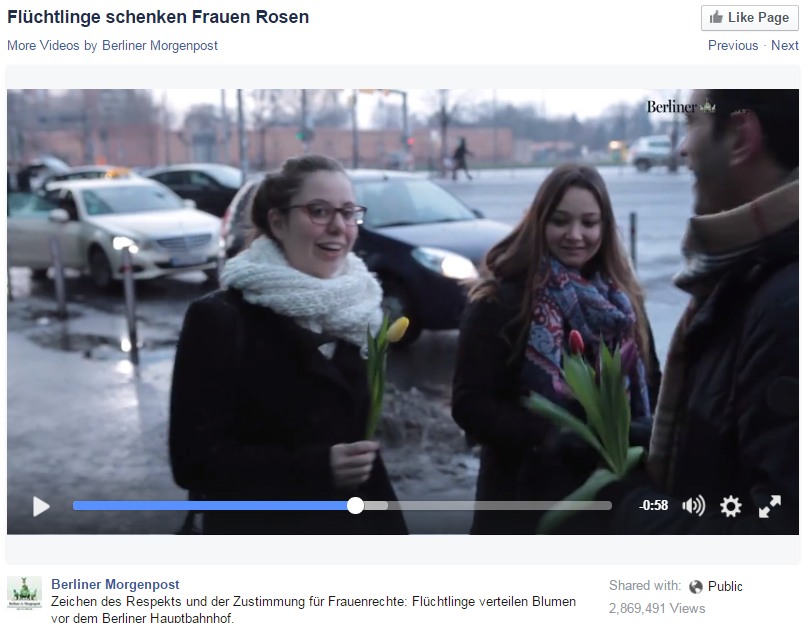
[8,90,514,171]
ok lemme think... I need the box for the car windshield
[354,179,475,228]
[81,184,185,215]
[61,171,109,181]
[201,166,243,188]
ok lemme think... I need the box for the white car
[627,135,674,171]
[8,178,222,289]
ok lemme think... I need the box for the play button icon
[33,497,50,517]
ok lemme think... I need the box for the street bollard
[49,236,68,319]
[629,212,637,270]
[121,247,140,366]
[7,248,12,302]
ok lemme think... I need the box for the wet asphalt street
[7,166,693,535]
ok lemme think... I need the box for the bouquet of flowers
[523,330,644,534]
[365,315,409,438]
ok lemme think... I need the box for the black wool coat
[452,280,662,535]
[169,288,408,535]
[605,223,799,535]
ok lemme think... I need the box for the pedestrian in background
[452,137,474,180]
[549,89,799,535]
[169,154,408,535]
[451,162,661,534]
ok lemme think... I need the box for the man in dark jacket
[452,138,473,180]
[554,89,799,535]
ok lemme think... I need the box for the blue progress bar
[73,501,348,511]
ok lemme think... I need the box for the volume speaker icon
[683,495,706,516]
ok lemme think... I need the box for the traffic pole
[49,236,68,319]
[121,247,140,366]
[629,212,637,270]
[7,245,13,302]
[351,90,359,168]
[237,89,248,184]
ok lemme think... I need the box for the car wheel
[381,280,422,347]
[635,160,651,172]
[30,268,49,280]
[88,247,114,291]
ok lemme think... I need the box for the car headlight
[112,236,140,253]
[411,247,479,280]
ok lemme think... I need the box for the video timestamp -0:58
[640,500,669,510]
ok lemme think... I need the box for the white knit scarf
[219,236,384,352]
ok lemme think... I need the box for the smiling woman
[452,162,663,535]
[169,154,409,535]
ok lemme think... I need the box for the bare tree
[370,101,403,130]
[422,89,477,177]
[312,90,350,129]
[249,89,349,130]
[652,89,691,172]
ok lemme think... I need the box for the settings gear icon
[720,496,742,517]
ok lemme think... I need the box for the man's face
[679,90,733,215]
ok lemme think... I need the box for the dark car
[219,170,512,345]
[145,164,244,218]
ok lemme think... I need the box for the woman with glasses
[169,154,408,535]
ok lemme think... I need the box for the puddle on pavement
[23,308,84,323]
[28,330,178,359]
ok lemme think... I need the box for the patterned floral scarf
[520,256,651,420]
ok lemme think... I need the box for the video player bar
[72,501,612,511]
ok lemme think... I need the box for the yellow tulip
[386,317,409,343]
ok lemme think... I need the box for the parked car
[383,151,415,171]
[8,178,221,289]
[219,170,512,345]
[40,165,137,191]
[144,164,244,218]
[627,135,675,171]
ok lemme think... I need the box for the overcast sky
[162,89,690,127]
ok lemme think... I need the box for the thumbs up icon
[710,10,723,23]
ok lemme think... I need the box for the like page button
[702,6,799,30]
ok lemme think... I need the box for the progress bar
[73,500,611,512]
[73,501,347,511]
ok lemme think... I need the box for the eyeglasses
[288,202,367,226]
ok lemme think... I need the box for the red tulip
[620,341,638,377]
[569,330,584,355]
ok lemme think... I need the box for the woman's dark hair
[706,89,798,172]
[468,162,649,363]
[247,154,346,246]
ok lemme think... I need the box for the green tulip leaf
[562,353,605,440]
[523,393,614,470]
[536,469,620,534]
[624,445,645,475]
